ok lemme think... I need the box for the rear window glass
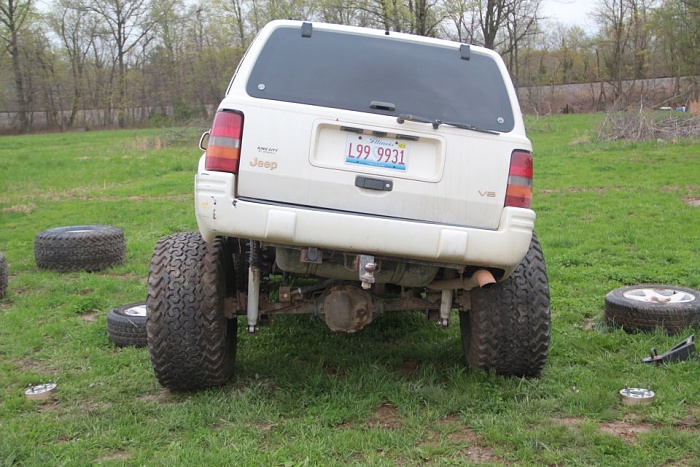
[246,27,515,132]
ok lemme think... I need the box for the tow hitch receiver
[642,334,695,364]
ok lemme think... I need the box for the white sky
[541,0,598,30]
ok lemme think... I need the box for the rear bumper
[194,169,535,276]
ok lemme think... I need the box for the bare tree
[407,0,443,35]
[0,0,34,131]
[442,0,480,43]
[594,0,658,104]
[442,0,541,53]
[502,0,542,82]
[46,0,99,128]
[594,0,632,102]
[655,0,700,99]
[77,0,158,127]
[477,0,509,49]
[317,0,370,25]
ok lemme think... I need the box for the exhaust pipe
[428,269,496,291]
[473,269,497,288]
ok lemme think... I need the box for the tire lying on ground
[34,225,126,272]
[605,285,700,334]
[0,252,7,298]
[107,302,148,347]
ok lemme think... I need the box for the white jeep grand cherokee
[146,20,550,390]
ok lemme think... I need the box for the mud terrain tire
[107,302,148,347]
[147,232,237,390]
[604,285,700,334]
[460,234,551,377]
[34,225,126,272]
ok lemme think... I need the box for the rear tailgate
[235,103,526,230]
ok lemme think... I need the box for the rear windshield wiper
[441,121,500,135]
[397,114,499,135]
[397,114,439,128]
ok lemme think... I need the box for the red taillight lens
[505,150,533,208]
[205,110,244,173]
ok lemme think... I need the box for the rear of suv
[146,20,550,391]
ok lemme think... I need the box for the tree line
[0,0,698,132]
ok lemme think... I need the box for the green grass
[1,116,699,466]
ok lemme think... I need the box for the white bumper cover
[194,169,535,276]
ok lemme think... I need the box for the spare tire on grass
[35,225,126,272]
[107,302,148,347]
[0,252,7,298]
[604,285,700,334]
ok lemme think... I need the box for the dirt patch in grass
[450,429,499,463]
[81,401,114,414]
[251,422,276,432]
[16,358,59,375]
[137,388,175,404]
[81,312,99,323]
[0,204,34,214]
[9,286,29,297]
[421,415,500,463]
[37,401,61,412]
[367,403,403,429]
[682,197,700,207]
[31,188,191,203]
[398,359,420,376]
[323,363,346,379]
[557,416,654,443]
[540,187,610,195]
[674,411,700,431]
[94,450,131,463]
[599,421,653,443]
[558,417,584,427]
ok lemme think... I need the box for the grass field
[0,114,699,466]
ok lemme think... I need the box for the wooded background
[1,0,698,132]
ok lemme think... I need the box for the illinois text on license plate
[345,135,409,171]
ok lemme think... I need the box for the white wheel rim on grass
[623,288,695,304]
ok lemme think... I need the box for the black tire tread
[461,234,551,377]
[35,225,126,272]
[146,232,236,390]
[107,302,148,347]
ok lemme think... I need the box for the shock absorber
[246,240,261,333]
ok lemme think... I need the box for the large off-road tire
[34,225,126,272]
[107,302,148,347]
[604,285,700,335]
[0,252,7,298]
[147,232,237,390]
[460,234,551,377]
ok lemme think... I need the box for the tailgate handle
[355,176,393,192]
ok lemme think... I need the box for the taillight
[205,110,244,173]
[505,150,533,208]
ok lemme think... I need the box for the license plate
[345,135,409,171]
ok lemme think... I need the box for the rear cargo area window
[246,27,515,132]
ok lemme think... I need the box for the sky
[541,0,598,30]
